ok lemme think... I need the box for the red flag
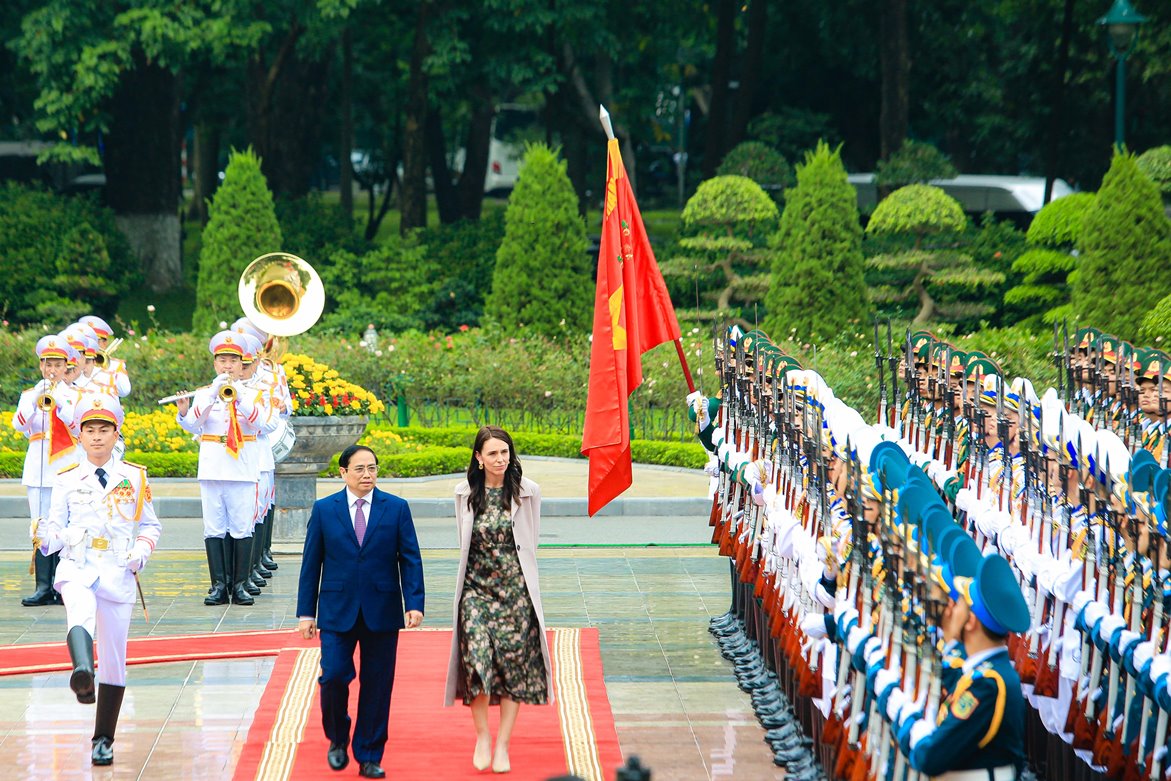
[47,405,75,464]
[582,138,682,516]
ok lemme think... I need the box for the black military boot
[22,550,57,606]
[231,536,255,606]
[66,626,96,704]
[251,532,270,585]
[261,509,278,570]
[91,683,125,765]
[204,537,229,606]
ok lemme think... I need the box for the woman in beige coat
[445,426,552,774]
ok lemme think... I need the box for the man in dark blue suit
[297,445,425,779]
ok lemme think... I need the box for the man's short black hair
[338,444,378,469]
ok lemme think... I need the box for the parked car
[848,173,1075,225]
[483,104,539,194]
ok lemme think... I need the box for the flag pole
[598,105,696,394]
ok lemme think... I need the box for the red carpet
[0,628,306,675]
[233,628,622,781]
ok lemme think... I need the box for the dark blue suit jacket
[296,487,426,633]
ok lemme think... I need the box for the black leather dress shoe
[358,761,386,778]
[327,742,348,771]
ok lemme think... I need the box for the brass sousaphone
[238,252,325,464]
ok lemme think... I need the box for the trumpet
[94,338,124,370]
[157,383,238,406]
[37,393,54,411]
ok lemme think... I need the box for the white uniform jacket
[40,458,162,604]
[178,385,264,481]
[12,381,79,487]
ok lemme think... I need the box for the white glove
[703,456,720,478]
[211,373,230,394]
[885,686,908,723]
[801,613,829,639]
[908,718,934,750]
[124,541,151,573]
[686,391,711,430]
[61,526,86,547]
[874,667,901,698]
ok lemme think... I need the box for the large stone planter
[273,415,368,545]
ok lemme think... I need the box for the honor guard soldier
[903,553,1031,781]
[36,394,160,766]
[174,331,264,606]
[238,332,279,596]
[79,315,131,398]
[15,335,80,606]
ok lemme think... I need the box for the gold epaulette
[122,461,148,471]
[57,463,80,475]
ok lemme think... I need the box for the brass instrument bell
[238,253,325,338]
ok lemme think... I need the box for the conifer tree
[1002,192,1093,328]
[660,175,778,322]
[1074,150,1171,340]
[866,184,1002,325]
[194,148,283,333]
[763,142,868,341]
[485,144,591,337]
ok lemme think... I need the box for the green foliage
[867,184,967,240]
[1026,193,1096,248]
[276,194,367,260]
[663,176,778,319]
[319,238,437,336]
[681,175,779,228]
[413,211,505,331]
[1136,146,1171,198]
[874,140,958,189]
[1074,151,1171,341]
[763,141,868,342]
[865,186,1004,325]
[485,143,591,337]
[0,183,138,327]
[1140,292,1171,345]
[717,142,792,203]
[193,148,283,333]
[746,108,838,164]
[122,452,200,477]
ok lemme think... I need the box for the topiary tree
[874,140,958,190]
[1136,145,1171,203]
[866,184,1002,324]
[1074,150,1171,341]
[1002,192,1095,328]
[1140,292,1171,345]
[193,148,283,333]
[717,142,792,204]
[485,143,591,337]
[659,175,779,322]
[763,141,869,342]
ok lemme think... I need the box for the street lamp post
[1099,0,1148,149]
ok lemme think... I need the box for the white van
[848,173,1075,220]
[483,104,539,194]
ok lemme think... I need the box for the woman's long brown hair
[466,425,523,518]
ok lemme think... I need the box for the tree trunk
[339,26,354,218]
[189,121,221,225]
[912,254,934,323]
[427,108,461,224]
[702,0,737,178]
[878,0,909,161]
[456,93,494,221]
[104,56,182,292]
[400,2,432,234]
[1044,0,1076,205]
[728,0,767,151]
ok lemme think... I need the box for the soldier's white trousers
[200,480,258,539]
[60,580,132,686]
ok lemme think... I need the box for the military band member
[36,394,161,766]
[79,315,131,398]
[239,333,278,595]
[174,331,264,606]
[15,335,80,606]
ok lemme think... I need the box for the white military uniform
[88,359,131,398]
[13,380,79,519]
[40,458,161,686]
[179,383,264,539]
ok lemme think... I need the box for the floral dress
[457,487,548,706]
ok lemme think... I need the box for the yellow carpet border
[254,647,320,781]
[554,627,604,781]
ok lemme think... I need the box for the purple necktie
[354,497,367,546]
